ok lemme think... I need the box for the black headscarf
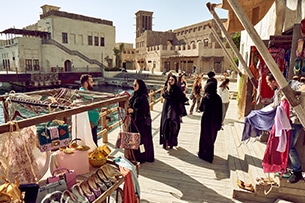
[129,79,148,105]
[204,82,217,98]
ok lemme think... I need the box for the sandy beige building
[0,4,115,74]
[134,10,233,75]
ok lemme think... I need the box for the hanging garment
[274,106,292,152]
[256,47,286,104]
[71,112,96,150]
[241,105,277,141]
[113,156,140,197]
[262,100,290,173]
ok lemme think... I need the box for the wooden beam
[208,23,242,75]
[206,2,258,89]
[224,0,305,128]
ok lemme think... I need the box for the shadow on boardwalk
[105,84,248,202]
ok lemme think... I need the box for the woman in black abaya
[128,79,155,163]
[198,81,222,163]
[160,75,187,149]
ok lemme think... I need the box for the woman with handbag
[127,79,155,163]
[160,75,188,150]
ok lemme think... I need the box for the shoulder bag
[47,167,76,190]
[37,120,71,152]
[116,112,141,150]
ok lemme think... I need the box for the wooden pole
[206,2,258,89]
[224,0,305,128]
[208,23,242,75]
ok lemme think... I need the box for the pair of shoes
[288,171,303,183]
[96,169,112,188]
[71,184,89,203]
[100,164,122,183]
[189,111,193,115]
[87,176,102,198]
[60,190,79,203]
[256,177,278,186]
[236,179,254,192]
[41,191,62,203]
[90,174,108,192]
[80,181,96,202]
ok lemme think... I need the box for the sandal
[100,164,122,182]
[96,169,112,188]
[255,177,278,186]
[236,179,254,192]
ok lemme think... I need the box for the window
[33,59,40,71]
[25,59,33,71]
[100,37,105,46]
[88,35,93,46]
[2,59,10,70]
[62,32,68,44]
[204,39,209,47]
[94,36,99,46]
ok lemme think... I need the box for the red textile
[262,99,290,173]
[119,166,137,203]
[257,47,285,104]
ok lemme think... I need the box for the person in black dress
[127,79,154,163]
[160,75,188,150]
[198,81,222,163]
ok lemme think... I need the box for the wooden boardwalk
[102,86,248,203]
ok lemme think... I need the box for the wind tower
[135,10,153,37]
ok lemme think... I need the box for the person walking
[79,74,100,146]
[178,72,187,95]
[160,75,188,150]
[206,71,218,86]
[198,81,222,163]
[218,78,230,125]
[127,79,155,163]
[189,76,202,115]
[178,72,188,121]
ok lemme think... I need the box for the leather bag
[37,121,71,152]
[35,179,67,203]
[116,131,141,150]
[116,113,141,150]
[47,167,76,190]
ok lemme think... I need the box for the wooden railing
[98,86,164,143]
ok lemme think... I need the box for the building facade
[0,4,115,76]
[134,10,233,75]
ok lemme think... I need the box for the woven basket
[89,158,107,167]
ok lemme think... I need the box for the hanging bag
[36,120,71,152]
[0,122,36,203]
[115,113,141,150]
[47,167,76,190]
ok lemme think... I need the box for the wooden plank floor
[102,83,249,203]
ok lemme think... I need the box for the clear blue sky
[0,0,228,43]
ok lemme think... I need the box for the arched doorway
[64,60,72,72]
